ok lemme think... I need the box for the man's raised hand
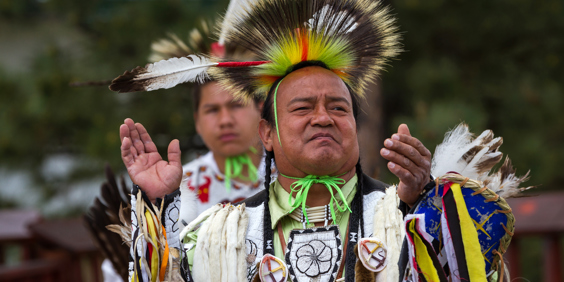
[380,124,432,206]
[120,118,182,203]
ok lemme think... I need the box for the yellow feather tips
[251,30,356,97]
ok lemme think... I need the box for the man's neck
[278,167,357,207]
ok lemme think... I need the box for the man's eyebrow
[326,96,351,106]
[201,103,219,109]
[287,95,351,106]
[288,96,316,104]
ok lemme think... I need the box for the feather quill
[110,55,216,93]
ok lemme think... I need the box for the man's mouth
[310,132,336,142]
[220,133,238,142]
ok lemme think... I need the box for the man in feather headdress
[113,0,430,280]
[111,0,529,281]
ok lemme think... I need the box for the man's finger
[120,124,130,142]
[389,134,432,157]
[135,123,158,153]
[383,138,429,168]
[381,147,412,169]
[129,139,139,159]
[387,162,415,183]
[125,119,146,154]
[167,139,182,169]
[121,137,135,166]
[393,124,431,157]
[397,124,411,136]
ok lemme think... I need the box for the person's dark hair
[262,149,275,255]
[192,81,262,112]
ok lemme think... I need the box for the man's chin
[217,144,249,157]
[300,151,345,175]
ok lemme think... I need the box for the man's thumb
[398,124,411,136]
[167,139,182,167]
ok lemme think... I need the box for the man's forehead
[200,85,237,104]
[288,95,351,106]
[279,66,351,100]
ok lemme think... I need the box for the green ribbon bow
[283,173,352,225]
[224,148,259,191]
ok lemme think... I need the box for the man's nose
[311,106,334,127]
[219,107,235,126]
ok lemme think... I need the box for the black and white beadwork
[285,226,342,282]
[246,239,259,281]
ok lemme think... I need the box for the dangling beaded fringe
[289,204,332,229]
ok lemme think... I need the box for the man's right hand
[120,118,182,203]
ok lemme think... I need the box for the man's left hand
[380,124,432,206]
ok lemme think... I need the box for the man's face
[195,81,261,158]
[259,67,359,176]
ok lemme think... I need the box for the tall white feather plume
[219,0,257,45]
[110,55,216,93]
[307,4,359,35]
[432,123,532,198]
[431,123,503,180]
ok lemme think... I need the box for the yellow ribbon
[450,183,487,281]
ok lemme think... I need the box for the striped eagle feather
[110,55,215,93]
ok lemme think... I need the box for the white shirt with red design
[181,152,265,215]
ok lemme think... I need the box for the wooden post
[506,236,520,279]
[544,233,562,282]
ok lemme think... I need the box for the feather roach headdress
[110,0,401,99]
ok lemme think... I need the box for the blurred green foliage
[0,0,228,213]
[0,0,228,172]
[380,0,564,190]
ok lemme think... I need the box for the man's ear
[258,119,274,151]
